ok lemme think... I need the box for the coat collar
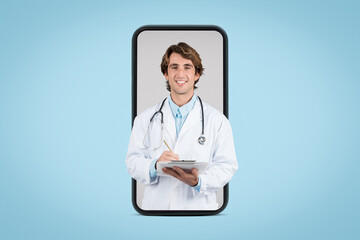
[162,96,204,145]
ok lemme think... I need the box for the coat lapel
[178,100,202,139]
[162,98,177,149]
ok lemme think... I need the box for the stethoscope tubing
[149,96,206,145]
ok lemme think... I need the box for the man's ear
[165,73,169,80]
[195,72,200,81]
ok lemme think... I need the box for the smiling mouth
[176,80,186,84]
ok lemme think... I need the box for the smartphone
[131,25,229,215]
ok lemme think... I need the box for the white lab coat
[125,97,238,210]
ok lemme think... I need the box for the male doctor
[125,42,238,210]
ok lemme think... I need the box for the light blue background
[1,0,359,239]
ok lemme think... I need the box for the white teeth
[176,81,185,84]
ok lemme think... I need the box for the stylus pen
[163,140,172,152]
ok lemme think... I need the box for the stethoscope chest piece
[198,135,206,145]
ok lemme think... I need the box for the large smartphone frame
[131,25,229,216]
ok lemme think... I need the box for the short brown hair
[160,42,204,92]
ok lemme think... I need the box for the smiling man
[125,42,238,210]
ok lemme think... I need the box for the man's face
[165,52,199,97]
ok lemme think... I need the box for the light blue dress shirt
[168,94,197,137]
[149,94,201,192]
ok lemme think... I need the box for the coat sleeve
[198,117,238,194]
[125,116,159,185]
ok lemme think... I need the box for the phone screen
[131,25,229,215]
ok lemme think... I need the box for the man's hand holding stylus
[156,151,179,169]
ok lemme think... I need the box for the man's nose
[177,68,185,77]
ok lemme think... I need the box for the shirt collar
[168,94,197,118]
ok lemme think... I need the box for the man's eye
[171,66,177,70]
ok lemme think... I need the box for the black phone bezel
[131,25,229,216]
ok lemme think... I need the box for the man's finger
[169,153,179,160]
[191,168,198,176]
[173,167,186,177]
[163,168,181,179]
[164,152,178,160]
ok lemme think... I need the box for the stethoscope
[144,96,206,149]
